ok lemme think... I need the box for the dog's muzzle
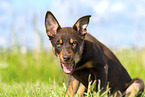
[61,62,74,74]
[60,55,75,74]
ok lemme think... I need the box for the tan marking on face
[53,47,55,53]
[70,38,74,44]
[46,32,49,35]
[69,48,74,57]
[56,50,63,60]
[59,39,63,44]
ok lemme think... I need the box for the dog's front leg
[76,83,86,97]
[65,75,80,97]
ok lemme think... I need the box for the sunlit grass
[0,51,67,83]
[114,49,145,80]
[0,80,65,96]
[0,49,145,96]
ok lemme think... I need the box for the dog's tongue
[62,63,73,74]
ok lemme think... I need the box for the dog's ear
[73,15,91,39]
[45,11,61,39]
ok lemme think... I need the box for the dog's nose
[63,55,71,61]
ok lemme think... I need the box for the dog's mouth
[61,62,75,74]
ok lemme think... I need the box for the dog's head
[45,11,91,74]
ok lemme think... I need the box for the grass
[0,80,65,96]
[114,49,145,80]
[0,50,67,83]
[0,49,145,96]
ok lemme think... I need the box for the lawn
[0,49,145,96]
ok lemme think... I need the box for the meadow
[0,49,145,96]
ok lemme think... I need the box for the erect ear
[73,15,91,39]
[45,11,61,39]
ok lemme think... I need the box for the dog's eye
[56,42,62,47]
[71,41,77,47]
[56,39,63,48]
[70,39,77,47]
[56,43,62,48]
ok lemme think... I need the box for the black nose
[63,55,71,61]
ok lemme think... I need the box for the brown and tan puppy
[45,11,144,97]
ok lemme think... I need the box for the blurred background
[0,0,145,96]
[1,0,145,50]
